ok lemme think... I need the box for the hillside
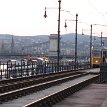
[0,33,106,53]
[0,33,103,43]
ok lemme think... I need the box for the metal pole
[57,0,61,71]
[90,24,92,68]
[75,14,78,70]
[101,32,103,58]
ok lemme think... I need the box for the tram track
[23,74,99,107]
[0,70,70,84]
[0,71,89,104]
[0,73,99,107]
[0,70,81,93]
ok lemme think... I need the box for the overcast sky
[0,0,107,36]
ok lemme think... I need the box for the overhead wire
[88,0,107,24]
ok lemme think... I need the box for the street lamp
[64,14,78,70]
[75,14,78,70]
[90,24,92,68]
[101,32,103,58]
[57,0,61,71]
[81,25,93,68]
[44,0,61,71]
[44,7,47,18]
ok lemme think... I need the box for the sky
[0,0,107,36]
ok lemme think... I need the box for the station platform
[52,83,107,107]
[79,68,100,73]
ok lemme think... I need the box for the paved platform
[79,68,100,73]
[52,84,107,107]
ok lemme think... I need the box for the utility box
[100,63,107,83]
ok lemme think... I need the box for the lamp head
[64,20,67,28]
[44,7,47,18]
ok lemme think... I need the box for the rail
[0,71,82,93]
[0,72,88,103]
[23,75,99,107]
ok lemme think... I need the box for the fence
[0,60,90,80]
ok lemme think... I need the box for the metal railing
[0,61,90,80]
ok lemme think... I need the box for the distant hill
[0,33,107,55]
[61,33,101,43]
[0,33,106,44]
